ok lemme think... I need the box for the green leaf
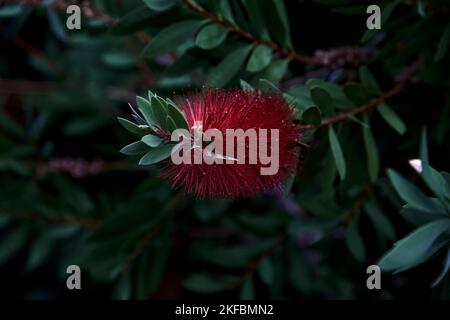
[141,134,162,147]
[89,210,158,242]
[364,202,396,241]
[378,219,450,272]
[240,79,254,91]
[417,0,426,17]
[139,144,174,165]
[287,243,312,294]
[359,66,382,95]
[0,5,22,17]
[401,204,448,226]
[258,78,280,93]
[241,0,269,39]
[120,141,149,155]
[219,0,236,24]
[47,9,67,42]
[25,236,53,272]
[255,59,289,84]
[129,103,147,125]
[101,50,135,69]
[0,227,28,264]
[310,87,334,116]
[195,24,228,49]
[343,83,370,105]
[165,115,178,132]
[64,116,105,136]
[435,23,450,61]
[246,45,273,72]
[0,112,26,138]
[362,117,379,182]
[142,20,204,58]
[328,126,346,180]
[265,0,293,48]
[150,97,168,129]
[114,272,131,300]
[206,45,253,87]
[287,86,314,111]
[387,169,445,214]
[346,212,365,262]
[166,100,189,130]
[258,258,274,285]
[183,273,233,294]
[301,106,321,126]
[377,103,406,135]
[419,128,450,208]
[136,96,157,127]
[240,278,256,300]
[143,0,177,11]
[117,117,145,135]
[432,247,450,287]
[135,234,170,299]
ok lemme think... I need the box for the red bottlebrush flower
[161,88,302,199]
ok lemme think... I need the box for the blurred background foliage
[0,0,450,299]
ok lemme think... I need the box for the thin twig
[300,83,405,130]
[0,78,60,94]
[0,209,101,230]
[300,57,423,130]
[180,0,318,65]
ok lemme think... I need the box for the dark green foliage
[1,0,450,300]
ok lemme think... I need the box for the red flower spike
[161,88,303,199]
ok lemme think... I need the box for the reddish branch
[341,183,373,223]
[300,82,405,130]
[0,25,65,75]
[0,209,100,229]
[300,57,423,130]
[180,0,318,65]
[0,78,59,94]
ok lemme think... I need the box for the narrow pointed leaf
[120,141,149,155]
[195,24,228,49]
[377,103,406,135]
[329,126,346,180]
[378,219,450,272]
[136,96,157,126]
[247,45,273,72]
[142,20,204,58]
[362,118,379,182]
[387,169,445,214]
[139,144,174,165]
[206,45,253,87]
[141,134,162,147]
[117,117,144,135]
